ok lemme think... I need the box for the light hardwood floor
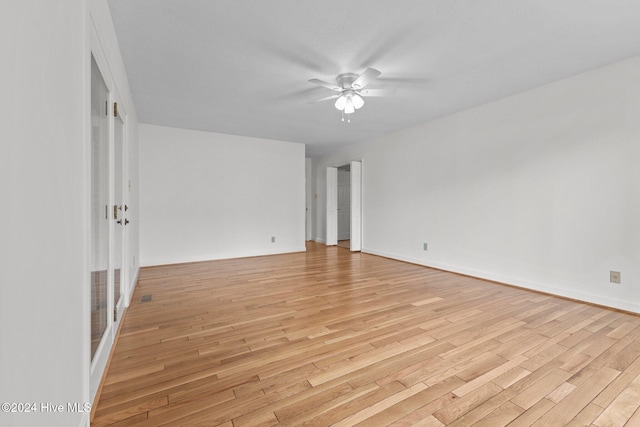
[337,240,350,249]
[92,242,640,426]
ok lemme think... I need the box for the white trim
[79,411,90,427]
[141,247,307,268]
[326,166,338,246]
[305,158,313,241]
[363,248,640,314]
[89,17,117,405]
[315,238,327,244]
[89,325,110,401]
[82,2,91,415]
[350,161,362,252]
[127,265,140,307]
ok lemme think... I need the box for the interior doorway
[337,165,351,248]
[89,51,131,403]
[90,54,110,365]
[113,100,128,332]
[326,160,362,251]
[90,53,113,400]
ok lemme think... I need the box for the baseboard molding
[363,247,640,314]
[80,411,89,427]
[127,266,140,307]
[90,264,142,413]
[141,246,307,268]
[90,302,130,424]
[314,238,326,244]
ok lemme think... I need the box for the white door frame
[112,97,128,335]
[326,160,363,250]
[326,166,338,246]
[350,161,362,252]
[89,43,114,402]
[89,22,130,403]
[337,167,351,241]
[305,158,312,241]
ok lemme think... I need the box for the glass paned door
[90,55,110,360]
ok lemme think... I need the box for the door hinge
[113,205,118,220]
[114,102,118,117]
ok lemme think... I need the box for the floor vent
[140,295,153,303]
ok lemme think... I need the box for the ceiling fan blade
[377,77,428,84]
[351,68,381,89]
[359,88,395,97]
[308,79,341,91]
[308,94,340,104]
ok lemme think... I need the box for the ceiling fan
[308,68,392,122]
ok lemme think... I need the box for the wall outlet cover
[610,271,621,284]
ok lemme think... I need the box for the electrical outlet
[271,236,276,243]
[423,243,428,251]
[610,271,621,284]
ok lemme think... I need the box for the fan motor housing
[336,73,359,89]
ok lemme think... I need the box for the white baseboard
[80,411,89,427]
[314,238,326,244]
[127,266,140,306]
[363,247,640,314]
[141,246,307,268]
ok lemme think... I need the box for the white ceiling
[108,0,640,157]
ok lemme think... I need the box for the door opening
[90,54,109,363]
[326,160,362,251]
[337,165,350,248]
[89,51,130,403]
[90,53,114,401]
[113,101,127,329]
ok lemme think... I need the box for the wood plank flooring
[92,242,640,426]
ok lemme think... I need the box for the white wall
[0,2,86,426]
[313,55,640,313]
[139,124,305,266]
[0,2,139,426]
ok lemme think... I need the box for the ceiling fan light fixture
[344,101,355,115]
[311,68,381,121]
[352,93,364,109]
[334,94,347,110]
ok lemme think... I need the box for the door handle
[124,219,130,225]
